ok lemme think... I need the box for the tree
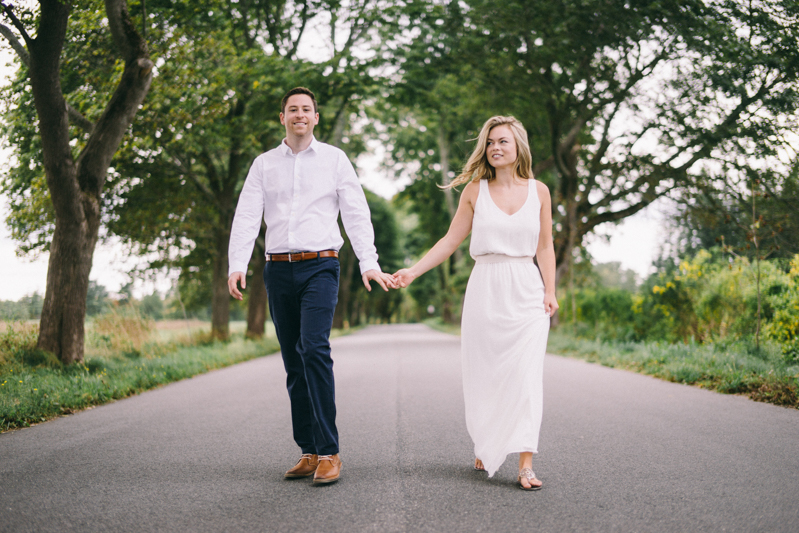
[85,280,109,316]
[105,0,391,339]
[386,0,799,291]
[1,0,153,363]
[333,189,403,327]
[378,0,504,321]
[140,291,164,320]
[490,0,799,277]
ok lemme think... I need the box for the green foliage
[336,189,405,326]
[420,314,799,408]
[0,322,58,370]
[547,330,799,409]
[85,281,110,316]
[0,334,281,431]
[763,256,799,363]
[87,308,154,358]
[384,0,799,289]
[560,250,799,363]
[0,310,283,430]
[0,293,43,321]
[139,292,164,320]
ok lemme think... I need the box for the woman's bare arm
[394,181,479,287]
[535,181,559,316]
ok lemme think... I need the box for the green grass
[0,321,282,432]
[423,317,462,336]
[0,317,366,432]
[421,319,799,409]
[547,329,799,408]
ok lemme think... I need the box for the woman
[393,116,558,490]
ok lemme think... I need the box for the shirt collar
[280,136,319,155]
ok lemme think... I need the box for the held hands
[362,268,419,291]
[392,268,417,289]
[362,269,399,292]
[230,269,403,298]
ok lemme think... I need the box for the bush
[561,251,799,358]
[0,322,59,370]
[763,255,799,363]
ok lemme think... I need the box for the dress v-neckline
[486,179,531,217]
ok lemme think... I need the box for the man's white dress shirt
[228,137,380,276]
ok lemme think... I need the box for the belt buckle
[288,253,295,263]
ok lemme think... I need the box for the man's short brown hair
[281,87,318,113]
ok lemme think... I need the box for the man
[228,87,395,485]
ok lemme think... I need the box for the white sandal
[518,467,543,491]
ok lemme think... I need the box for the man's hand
[393,268,417,288]
[362,269,398,292]
[228,272,246,300]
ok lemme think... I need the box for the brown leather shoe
[285,454,319,478]
[313,454,342,485]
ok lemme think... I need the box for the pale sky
[0,37,662,302]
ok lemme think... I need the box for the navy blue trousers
[263,257,340,456]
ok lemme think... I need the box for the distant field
[0,319,277,341]
[0,320,38,333]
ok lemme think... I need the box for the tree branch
[286,0,310,59]
[0,2,31,45]
[1,22,95,134]
[104,0,148,64]
[666,76,780,173]
[164,147,218,205]
[66,104,95,134]
[76,0,153,194]
[262,2,281,55]
[0,20,28,62]
[582,187,672,235]
[188,170,218,205]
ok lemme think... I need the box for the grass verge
[423,317,462,336]
[1,323,281,432]
[421,318,799,409]
[548,329,799,409]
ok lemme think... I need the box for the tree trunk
[37,199,100,363]
[246,239,267,339]
[438,124,462,265]
[211,225,231,340]
[20,0,153,363]
[210,93,248,340]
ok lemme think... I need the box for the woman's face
[486,125,517,170]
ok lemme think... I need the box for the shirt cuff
[358,260,381,275]
[228,262,249,277]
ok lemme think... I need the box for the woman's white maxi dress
[461,178,550,477]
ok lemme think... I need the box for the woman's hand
[543,293,559,317]
[393,268,417,288]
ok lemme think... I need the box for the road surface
[1,324,798,532]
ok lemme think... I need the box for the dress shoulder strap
[528,179,541,208]
[474,179,487,211]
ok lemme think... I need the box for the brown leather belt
[265,250,339,262]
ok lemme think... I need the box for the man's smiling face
[280,94,319,138]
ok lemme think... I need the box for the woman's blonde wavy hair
[445,115,534,189]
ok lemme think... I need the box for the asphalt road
[1,324,798,532]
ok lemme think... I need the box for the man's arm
[335,152,396,291]
[228,158,265,300]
